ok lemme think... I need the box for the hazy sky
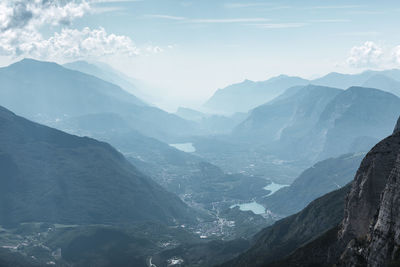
[1,0,400,110]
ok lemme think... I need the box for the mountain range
[175,107,247,135]
[63,60,151,104]
[0,58,196,143]
[204,75,309,114]
[46,110,270,230]
[233,85,342,145]
[1,56,400,266]
[233,85,400,161]
[0,59,278,241]
[193,85,399,185]
[205,69,400,114]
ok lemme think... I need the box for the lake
[263,182,289,196]
[169,143,196,153]
[230,201,265,214]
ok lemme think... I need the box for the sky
[1,0,400,110]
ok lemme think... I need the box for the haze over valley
[1,0,400,266]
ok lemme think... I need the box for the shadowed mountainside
[0,105,196,226]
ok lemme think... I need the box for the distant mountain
[0,58,196,142]
[175,107,206,121]
[63,60,150,104]
[203,75,310,114]
[261,153,363,217]
[0,106,196,226]
[312,71,374,89]
[379,68,400,80]
[316,86,400,159]
[1,58,145,112]
[313,69,400,97]
[204,69,400,115]
[196,85,398,184]
[361,73,400,96]
[233,85,342,145]
[175,107,248,135]
[199,113,248,135]
[232,85,400,161]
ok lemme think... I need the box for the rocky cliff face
[366,155,400,266]
[336,115,400,266]
[339,129,400,266]
[395,117,400,134]
[339,131,400,241]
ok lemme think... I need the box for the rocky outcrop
[335,114,400,266]
[339,131,400,241]
[339,130,400,266]
[366,154,400,266]
[395,117,400,134]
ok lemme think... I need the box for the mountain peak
[272,74,289,79]
[241,79,254,84]
[395,117,400,134]
[7,58,62,71]
[319,71,343,78]
[17,58,56,65]
[266,74,305,83]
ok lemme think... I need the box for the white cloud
[0,27,139,61]
[346,41,384,68]
[0,0,90,32]
[392,46,400,65]
[145,45,163,54]
[40,1,90,26]
[0,0,163,61]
